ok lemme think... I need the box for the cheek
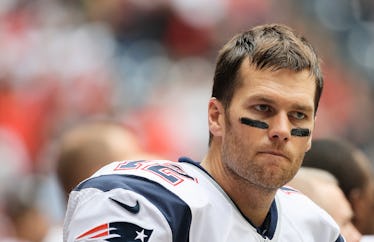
[305,137,312,151]
[294,136,313,155]
[292,144,308,168]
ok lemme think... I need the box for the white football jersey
[63,157,345,242]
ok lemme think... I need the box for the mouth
[259,150,288,160]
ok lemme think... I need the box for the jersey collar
[178,156,278,239]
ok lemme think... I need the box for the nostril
[271,133,289,141]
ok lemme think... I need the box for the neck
[201,149,277,227]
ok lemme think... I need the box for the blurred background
[0,0,373,241]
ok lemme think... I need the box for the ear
[208,98,225,138]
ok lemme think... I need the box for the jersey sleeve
[63,174,192,242]
[277,187,346,241]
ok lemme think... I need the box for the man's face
[220,62,316,190]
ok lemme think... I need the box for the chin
[260,171,291,189]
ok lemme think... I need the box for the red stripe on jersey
[77,223,108,239]
[91,230,109,238]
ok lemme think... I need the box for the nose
[268,112,291,142]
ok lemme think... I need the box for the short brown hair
[212,23,323,111]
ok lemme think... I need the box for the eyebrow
[248,96,314,113]
[290,103,314,113]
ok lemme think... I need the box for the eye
[290,111,306,120]
[254,104,271,113]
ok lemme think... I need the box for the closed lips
[259,150,288,159]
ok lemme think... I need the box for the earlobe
[208,98,224,137]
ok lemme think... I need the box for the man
[46,120,156,242]
[56,119,151,199]
[303,138,374,235]
[288,167,362,242]
[63,24,344,241]
[2,176,51,242]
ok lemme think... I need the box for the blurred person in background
[2,176,51,242]
[63,24,344,241]
[303,138,374,236]
[0,0,373,241]
[42,119,158,242]
[288,167,362,242]
[0,128,35,241]
[56,118,157,200]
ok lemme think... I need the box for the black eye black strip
[240,117,269,129]
[290,128,310,137]
[240,117,310,137]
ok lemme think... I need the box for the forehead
[234,61,316,110]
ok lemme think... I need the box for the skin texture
[288,168,362,242]
[325,185,361,242]
[350,149,374,235]
[302,139,374,235]
[201,60,316,226]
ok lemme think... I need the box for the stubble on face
[221,113,304,191]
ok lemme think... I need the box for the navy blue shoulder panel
[75,174,191,242]
[335,234,345,242]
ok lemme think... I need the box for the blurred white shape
[158,57,212,157]
[170,0,227,28]
[314,0,355,31]
[361,235,374,242]
[126,39,167,60]
[0,0,16,15]
[347,23,374,71]
[0,128,31,196]
[113,42,169,109]
[364,42,374,71]
[44,23,116,80]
